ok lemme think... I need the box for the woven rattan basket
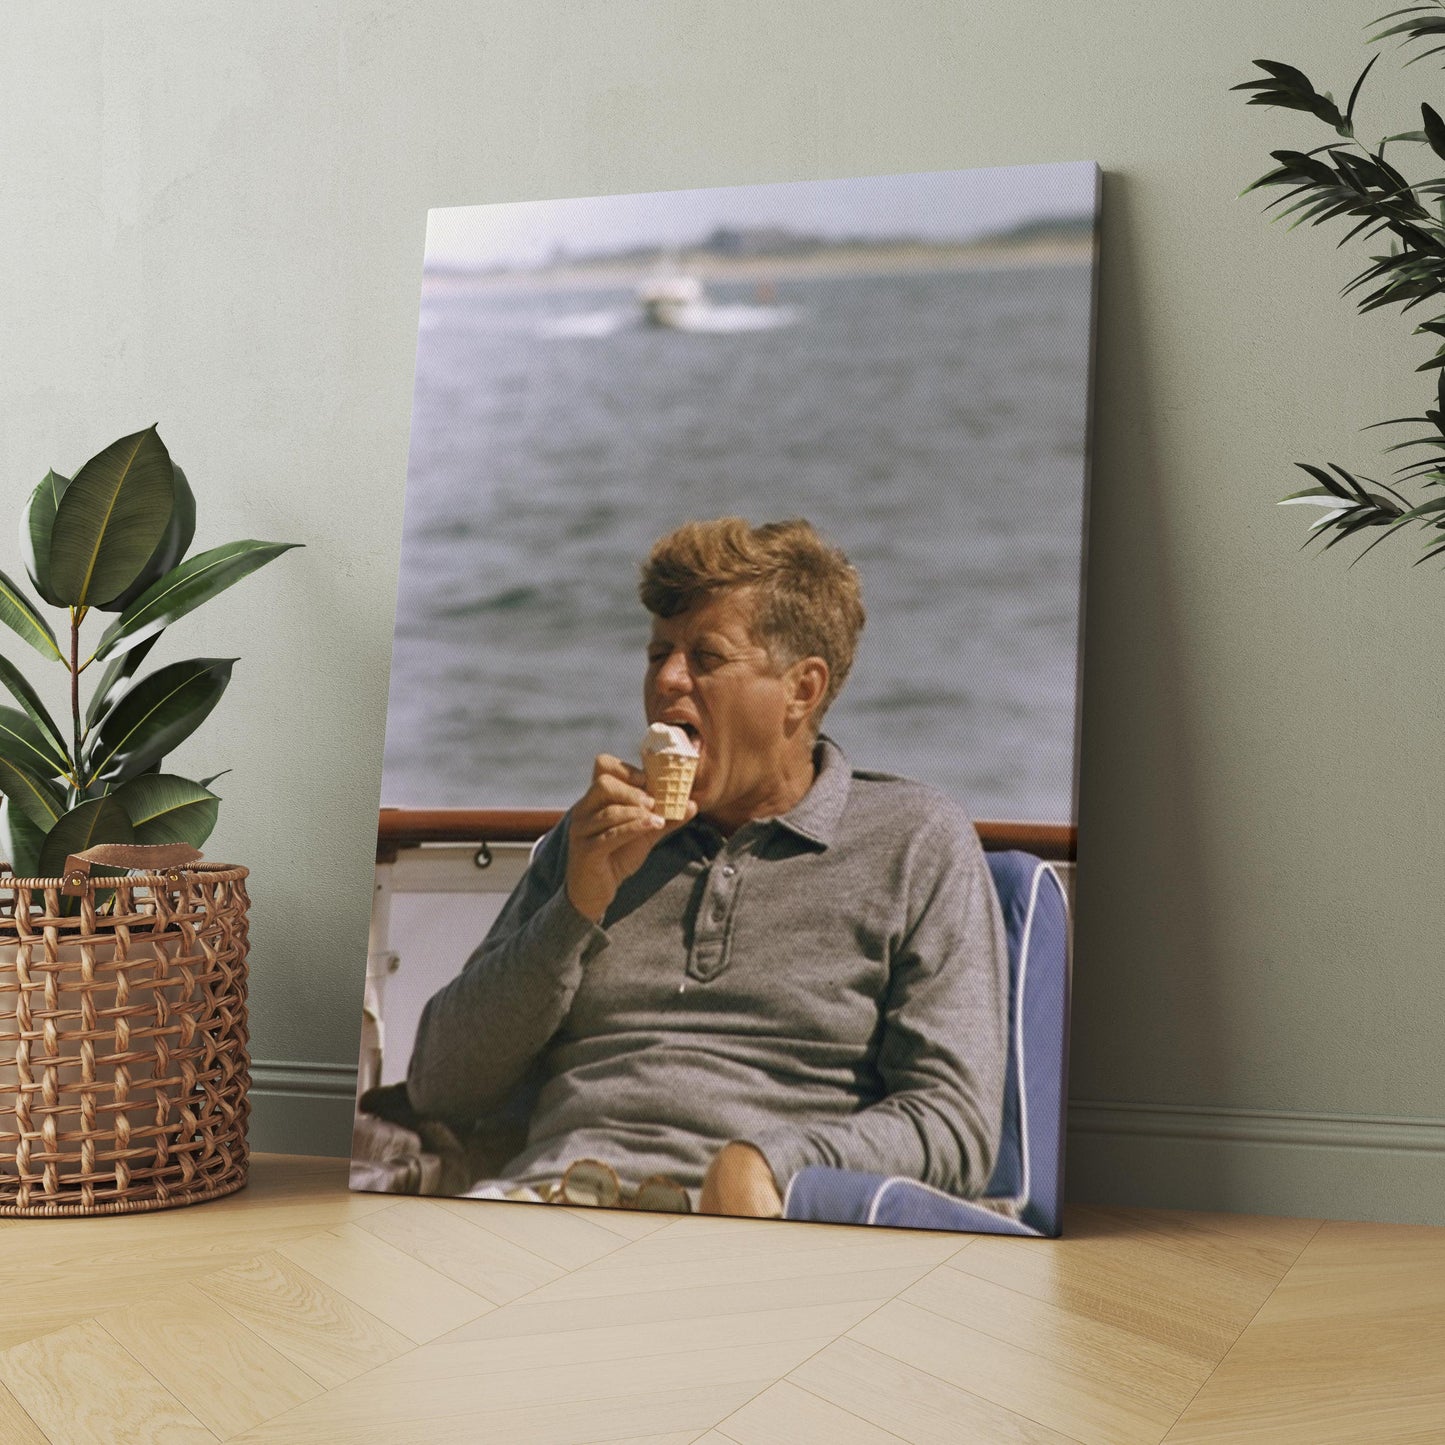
[0,842,250,1217]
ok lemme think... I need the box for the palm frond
[1242,6,1445,567]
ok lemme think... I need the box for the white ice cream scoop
[640,721,698,758]
[639,723,699,820]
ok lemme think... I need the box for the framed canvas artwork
[352,162,1097,1237]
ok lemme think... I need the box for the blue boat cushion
[782,850,1070,1237]
[783,1169,1042,1236]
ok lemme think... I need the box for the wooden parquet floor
[2,1155,1443,1443]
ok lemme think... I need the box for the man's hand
[699,1141,783,1218]
[566,753,697,923]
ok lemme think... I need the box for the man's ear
[785,656,829,729]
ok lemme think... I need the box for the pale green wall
[2,2,1440,1223]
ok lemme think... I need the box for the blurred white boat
[637,272,707,329]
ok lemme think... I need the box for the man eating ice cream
[405,516,1008,1217]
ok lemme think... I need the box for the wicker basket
[0,842,251,1217]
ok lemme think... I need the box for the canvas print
[352,163,1096,1237]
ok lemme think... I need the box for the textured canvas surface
[355,163,1096,1236]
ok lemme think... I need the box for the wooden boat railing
[378,808,1075,863]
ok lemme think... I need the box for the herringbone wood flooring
[2,1155,1442,1443]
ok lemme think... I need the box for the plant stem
[70,610,82,788]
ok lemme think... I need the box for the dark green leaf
[102,463,198,614]
[1329,463,1376,503]
[1371,14,1445,45]
[1349,516,1415,563]
[36,796,133,878]
[1392,457,1445,483]
[1279,485,1347,502]
[1271,148,1339,187]
[1346,54,1380,126]
[86,657,233,786]
[1419,103,1445,164]
[1254,59,1318,88]
[94,540,301,661]
[1372,4,1442,22]
[1337,211,1386,248]
[0,654,68,765]
[1381,434,1445,451]
[47,426,175,607]
[196,770,231,790]
[0,568,62,661]
[0,754,66,831]
[1360,414,1431,428]
[0,800,47,879]
[110,774,219,847]
[0,707,70,780]
[20,469,72,606]
[1234,59,1346,129]
[1370,472,1418,508]
[1392,495,1445,521]
[85,631,161,731]
[1296,463,1354,499]
[1320,517,1384,552]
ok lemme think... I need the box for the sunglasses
[554,1157,691,1213]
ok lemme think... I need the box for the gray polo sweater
[407,737,1008,1197]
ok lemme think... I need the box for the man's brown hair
[638,517,866,717]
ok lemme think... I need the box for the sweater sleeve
[405,817,609,1126]
[745,817,1008,1196]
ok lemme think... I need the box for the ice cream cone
[644,751,698,821]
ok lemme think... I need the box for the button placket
[687,850,742,983]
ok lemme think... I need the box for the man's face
[644,589,808,828]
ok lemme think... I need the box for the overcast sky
[425,162,1098,270]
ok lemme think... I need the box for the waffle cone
[644,752,698,820]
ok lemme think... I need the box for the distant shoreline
[422,237,1095,294]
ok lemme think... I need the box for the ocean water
[382,262,1093,823]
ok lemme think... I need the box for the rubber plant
[1235,3,1445,562]
[0,425,298,879]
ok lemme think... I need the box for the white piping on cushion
[781,1169,800,1218]
[866,1175,904,1226]
[1013,863,1040,1206]
[1012,860,1069,1210]
[864,1174,1040,1234]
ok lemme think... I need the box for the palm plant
[0,426,298,878]
[1235,2,1445,562]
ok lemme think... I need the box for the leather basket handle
[61,843,204,895]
